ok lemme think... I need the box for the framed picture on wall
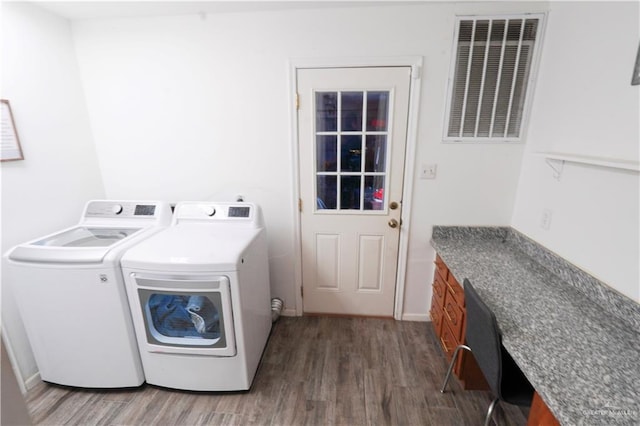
[1,100,24,161]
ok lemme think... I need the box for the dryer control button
[112,204,123,215]
[204,206,216,216]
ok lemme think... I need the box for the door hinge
[298,198,303,212]
[295,93,300,110]
[301,286,304,298]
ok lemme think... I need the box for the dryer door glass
[147,293,223,343]
[135,276,235,353]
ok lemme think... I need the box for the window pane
[508,44,531,137]
[462,20,489,137]
[364,176,385,211]
[341,92,363,131]
[458,20,473,42]
[448,44,470,137]
[340,176,361,210]
[316,92,337,132]
[522,18,538,41]
[341,135,362,172]
[366,92,389,131]
[317,176,337,210]
[493,44,517,136]
[316,135,337,172]
[365,135,386,172]
[477,44,502,137]
[506,18,523,41]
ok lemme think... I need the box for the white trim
[394,60,422,321]
[289,56,423,319]
[1,326,27,394]
[279,308,298,317]
[290,56,425,71]
[401,313,430,322]
[24,372,42,391]
[287,61,304,316]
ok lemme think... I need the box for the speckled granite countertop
[431,227,640,426]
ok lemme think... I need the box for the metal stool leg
[484,397,500,426]
[440,344,471,393]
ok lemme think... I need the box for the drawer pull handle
[434,284,443,298]
[445,304,457,324]
[440,337,451,353]
[444,305,452,322]
[446,281,458,296]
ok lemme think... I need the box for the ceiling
[32,1,422,21]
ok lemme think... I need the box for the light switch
[420,164,437,179]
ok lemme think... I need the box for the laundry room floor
[24,316,528,425]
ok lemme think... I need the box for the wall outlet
[541,209,553,230]
[420,163,437,179]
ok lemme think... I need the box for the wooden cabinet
[527,392,561,426]
[430,254,488,390]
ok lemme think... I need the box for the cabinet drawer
[446,272,465,307]
[443,290,465,342]
[439,321,458,361]
[432,273,446,307]
[429,300,443,336]
[435,254,449,281]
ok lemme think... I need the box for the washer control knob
[112,204,123,215]
[204,206,216,217]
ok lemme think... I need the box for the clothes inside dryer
[138,285,231,349]
[148,294,220,338]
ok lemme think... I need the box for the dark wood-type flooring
[25,316,528,425]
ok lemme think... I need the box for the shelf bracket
[545,158,564,180]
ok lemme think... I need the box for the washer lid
[8,226,144,264]
[121,224,262,272]
[33,226,141,247]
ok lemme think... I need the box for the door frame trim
[289,56,423,320]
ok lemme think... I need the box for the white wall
[1,2,105,385]
[512,2,640,301]
[5,0,636,392]
[72,1,548,320]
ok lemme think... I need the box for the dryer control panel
[228,206,251,218]
[172,202,263,228]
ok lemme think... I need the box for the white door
[298,67,411,316]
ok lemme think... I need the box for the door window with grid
[444,14,544,142]
[315,91,390,212]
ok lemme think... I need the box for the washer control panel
[85,201,158,218]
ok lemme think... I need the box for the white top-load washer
[4,200,172,388]
[120,202,271,391]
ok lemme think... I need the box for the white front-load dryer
[120,202,272,391]
[4,200,172,388]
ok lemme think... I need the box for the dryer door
[131,274,236,356]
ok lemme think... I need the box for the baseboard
[279,310,429,321]
[401,313,430,322]
[24,372,41,391]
